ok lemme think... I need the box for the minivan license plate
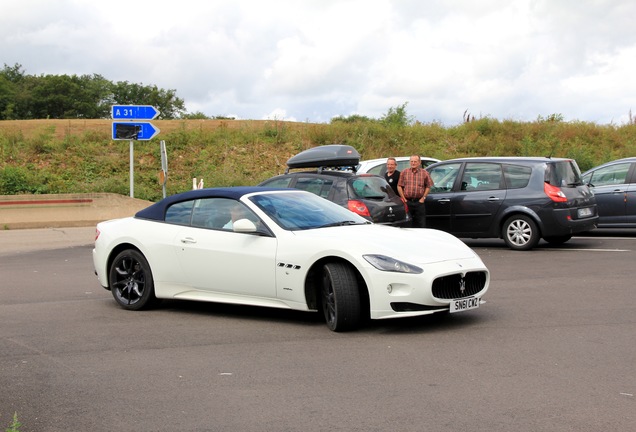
[449,297,479,313]
[578,207,593,218]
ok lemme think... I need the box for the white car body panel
[93,188,489,327]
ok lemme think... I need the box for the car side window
[587,163,631,186]
[165,201,194,225]
[262,177,293,188]
[503,164,532,189]
[191,198,233,229]
[367,165,384,176]
[428,163,461,192]
[295,177,333,198]
[460,163,502,191]
[397,160,411,172]
[166,198,260,230]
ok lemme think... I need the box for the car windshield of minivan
[546,160,583,187]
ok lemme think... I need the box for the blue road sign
[112,122,160,140]
[111,105,159,120]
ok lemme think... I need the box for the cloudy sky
[2,0,635,125]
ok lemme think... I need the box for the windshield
[348,176,393,199]
[545,160,583,187]
[250,191,369,230]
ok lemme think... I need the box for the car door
[626,166,636,225]
[425,162,462,232]
[450,162,506,236]
[172,198,278,298]
[585,162,633,225]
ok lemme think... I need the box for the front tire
[109,249,157,310]
[320,262,361,332]
[502,215,540,251]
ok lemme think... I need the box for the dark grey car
[425,157,598,250]
[582,157,636,228]
[259,145,410,226]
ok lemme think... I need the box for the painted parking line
[576,236,636,240]
[546,248,630,252]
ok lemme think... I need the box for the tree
[111,81,186,119]
[0,63,26,119]
[0,64,186,120]
[381,102,414,127]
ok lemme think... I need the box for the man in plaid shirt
[398,155,434,228]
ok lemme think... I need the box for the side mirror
[232,218,257,233]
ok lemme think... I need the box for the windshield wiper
[317,220,364,228]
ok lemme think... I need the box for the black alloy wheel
[109,249,157,310]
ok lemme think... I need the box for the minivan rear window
[348,176,391,199]
[545,160,583,187]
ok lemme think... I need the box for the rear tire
[502,215,540,251]
[320,262,361,332]
[544,235,572,245]
[109,249,157,310]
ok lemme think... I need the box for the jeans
[406,200,426,228]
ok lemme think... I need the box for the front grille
[432,271,487,299]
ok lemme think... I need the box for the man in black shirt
[384,157,400,195]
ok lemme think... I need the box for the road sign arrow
[111,105,160,120]
[112,122,160,140]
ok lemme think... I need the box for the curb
[0,193,153,230]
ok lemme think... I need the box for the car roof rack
[285,144,360,174]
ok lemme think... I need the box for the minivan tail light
[544,182,567,202]
[348,200,371,217]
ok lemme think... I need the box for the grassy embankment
[1,118,635,202]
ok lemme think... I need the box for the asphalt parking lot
[1,229,635,431]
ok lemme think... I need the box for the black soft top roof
[135,186,284,221]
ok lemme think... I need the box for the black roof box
[286,144,360,169]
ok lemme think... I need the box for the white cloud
[3,0,636,124]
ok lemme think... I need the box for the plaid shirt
[398,167,433,200]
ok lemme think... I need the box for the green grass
[5,413,21,432]
[1,119,635,201]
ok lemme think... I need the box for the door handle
[180,237,197,244]
[487,197,500,201]
[437,198,451,204]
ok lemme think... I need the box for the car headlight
[363,254,423,274]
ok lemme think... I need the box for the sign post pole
[130,141,135,197]
[160,140,168,198]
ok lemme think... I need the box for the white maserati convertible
[93,187,489,331]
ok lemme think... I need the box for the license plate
[449,297,480,313]
[578,207,593,218]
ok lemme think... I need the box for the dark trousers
[406,200,426,228]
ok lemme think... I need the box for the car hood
[293,224,478,264]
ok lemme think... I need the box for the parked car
[582,157,636,228]
[424,157,598,250]
[259,145,410,226]
[356,156,440,176]
[93,187,490,332]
